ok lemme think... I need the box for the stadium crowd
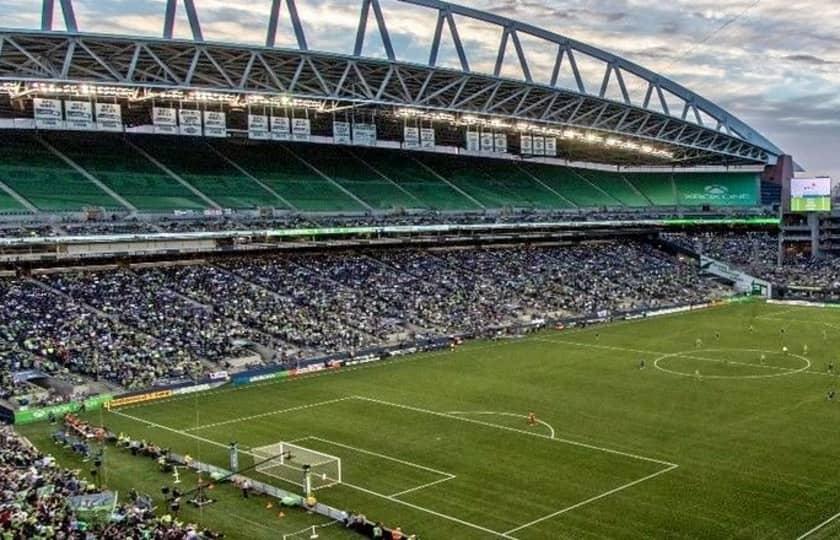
[0,426,218,539]
[664,231,840,290]
[0,242,732,402]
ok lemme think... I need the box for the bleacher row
[0,132,761,214]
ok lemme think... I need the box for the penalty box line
[109,408,517,539]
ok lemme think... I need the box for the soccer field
[21,301,840,539]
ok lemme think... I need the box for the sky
[2,0,839,179]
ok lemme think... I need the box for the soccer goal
[253,441,342,491]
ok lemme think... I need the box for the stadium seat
[519,162,620,208]
[132,136,286,209]
[43,134,208,211]
[0,133,123,211]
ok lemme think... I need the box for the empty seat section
[576,169,649,207]
[288,145,417,210]
[215,142,365,212]
[133,136,281,209]
[415,154,556,209]
[0,190,28,213]
[761,180,782,205]
[0,134,121,211]
[520,163,615,208]
[44,134,207,211]
[622,173,677,206]
[350,148,480,211]
[674,173,759,207]
[474,160,573,209]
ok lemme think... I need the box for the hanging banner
[465,131,480,152]
[533,136,545,156]
[271,116,291,141]
[333,121,351,144]
[420,127,435,148]
[353,123,377,146]
[152,107,177,134]
[545,137,557,157]
[403,126,420,149]
[520,134,533,154]
[64,101,94,131]
[33,98,64,130]
[494,133,507,153]
[179,109,202,136]
[248,114,270,140]
[292,118,311,141]
[203,111,226,138]
[480,132,494,153]
[95,103,123,132]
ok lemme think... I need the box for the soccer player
[828,389,836,401]
[715,331,720,341]
[828,362,834,374]
[695,338,703,349]
[639,359,646,369]
[760,353,766,365]
[803,344,809,356]
[527,412,537,426]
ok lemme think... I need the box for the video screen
[790,177,832,212]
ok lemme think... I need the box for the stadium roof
[0,0,785,167]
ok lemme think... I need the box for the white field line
[352,395,676,468]
[757,314,840,331]
[447,411,556,439]
[340,480,518,539]
[797,511,840,539]
[301,436,456,478]
[114,409,516,539]
[503,463,679,535]
[537,338,835,378]
[184,397,353,432]
[389,476,457,497]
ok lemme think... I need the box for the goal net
[253,441,342,491]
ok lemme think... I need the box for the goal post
[253,441,342,492]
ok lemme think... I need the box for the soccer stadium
[0,0,839,538]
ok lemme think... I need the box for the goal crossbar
[252,441,342,491]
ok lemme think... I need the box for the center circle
[653,348,811,380]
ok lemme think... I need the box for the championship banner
[248,114,270,140]
[353,122,377,146]
[292,118,311,141]
[465,130,480,152]
[64,101,94,131]
[403,126,420,148]
[480,132,494,153]
[33,98,64,130]
[95,103,123,132]
[520,134,533,154]
[533,136,545,156]
[203,111,227,138]
[179,109,202,136]
[420,127,435,148]
[333,121,351,144]
[271,116,291,140]
[494,133,507,153]
[545,137,557,157]
[152,107,177,134]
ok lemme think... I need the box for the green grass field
[19,301,840,539]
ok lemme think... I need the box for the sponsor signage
[33,98,64,130]
[248,114,270,140]
[520,134,532,154]
[545,137,557,157]
[465,130,480,152]
[95,103,123,132]
[152,107,177,134]
[14,394,112,425]
[420,127,435,148]
[533,136,545,156]
[292,118,311,141]
[271,116,291,141]
[480,132,494,153]
[106,389,172,409]
[700,255,771,297]
[353,122,377,146]
[203,111,227,138]
[333,121,351,144]
[64,101,95,131]
[403,126,420,148]
[178,109,202,136]
[494,133,507,153]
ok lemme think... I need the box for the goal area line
[112,395,679,538]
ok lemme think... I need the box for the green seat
[520,163,615,208]
[622,173,677,206]
[576,170,648,207]
[351,148,480,211]
[0,134,122,211]
[134,136,285,209]
[44,134,207,211]
[212,142,366,212]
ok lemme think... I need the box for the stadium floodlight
[253,441,342,493]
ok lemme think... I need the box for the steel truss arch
[6,0,783,164]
